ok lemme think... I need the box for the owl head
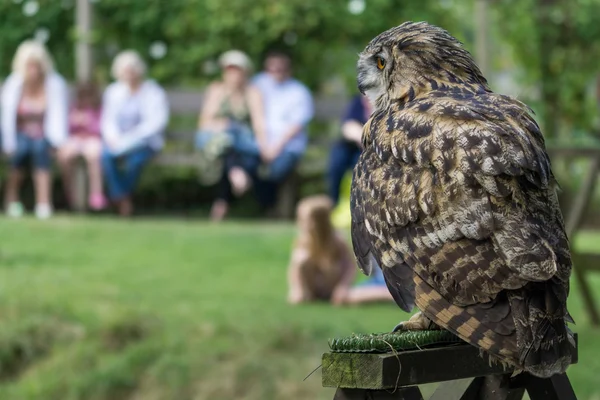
[357,21,489,111]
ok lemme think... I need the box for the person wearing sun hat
[196,49,267,221]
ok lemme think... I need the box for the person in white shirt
[251,51,314,210]
[101,50,169,217]
[1,40,68,219]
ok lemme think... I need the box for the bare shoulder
[206,81,226,96]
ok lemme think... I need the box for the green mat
[328,330,463,353]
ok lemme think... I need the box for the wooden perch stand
[322,335,578,400]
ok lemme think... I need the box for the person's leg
[4,135,30,214]
[327,140,355,205]
[31,138,54,218]
[57,138,82,207]
[344,285,394,305]
[254,150,300,209]
[117,147,155,216]
[229,123,260,156]
[263,150,300,183]
[229,152,260,197]
[210,153,236,222]
[101,148,126,202]
[81,138,107,209]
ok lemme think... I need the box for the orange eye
[376,57,385,70]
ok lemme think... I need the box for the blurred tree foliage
[0,0,466,92]
[4,1,598,137]
[492,0,600,137]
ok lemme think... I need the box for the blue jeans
[102,146,156,200]
[355,267,386,287]
[327,139,361,205]
[254,150,301,208]
[195,122,259,156]
[10,133,52,170]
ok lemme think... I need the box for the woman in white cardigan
[101,50,169,216]
[1,41,68,219]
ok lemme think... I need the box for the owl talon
[391,312,438,333]
[392,322,406,332]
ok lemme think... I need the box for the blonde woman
[101,50,169,217]
[197,50,267,221]
[1,40,68,219]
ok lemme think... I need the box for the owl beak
[358,82,366,95]
[357,74,367,95]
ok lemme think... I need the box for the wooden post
[474,0,490,76]
[564,155,600,325]
[75,0,93,83]
[72,0,93,212]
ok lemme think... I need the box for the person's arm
[246,85,267,148]
[341,120,364,144]
[198,83,228,131]
[115,83,169,154]
[1,75,18,155]
[341,96,366,145]
[44,74,69,148]
[331,238,358,305]
[287,247,309,304]
[270,85,314,157]
[89,108,102,137]
[100,84,123,149]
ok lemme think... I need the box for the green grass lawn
[0,217,598,399]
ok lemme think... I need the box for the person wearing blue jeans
[252,52,314,215]
[101,146,155,203]
[327,94,372,205]
[100,50,169,216]
[11,134,52,170]
[2,40,69,219]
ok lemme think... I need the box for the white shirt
[252,73,314,154]
[1,72,68,153]
[101,80,169,155]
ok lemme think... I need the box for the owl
[351,21,574,378]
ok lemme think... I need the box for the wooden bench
[322,334,578,400]
[70,89,347,218]
[547,145,600,326]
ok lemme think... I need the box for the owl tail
[414,275,573,378]
[508,283,574,378]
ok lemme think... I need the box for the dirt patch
[0,315,82,381]
[100,314,156,352]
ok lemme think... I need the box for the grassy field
[0,217,598,399]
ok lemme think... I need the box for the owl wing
[351,92,571,361]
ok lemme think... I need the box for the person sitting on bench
[100,50,169,217]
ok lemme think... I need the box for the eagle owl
[351,21,574,378]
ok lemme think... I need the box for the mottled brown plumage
[351,21,574,378]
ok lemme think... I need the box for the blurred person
[252,51,314,212]
[1,40,68,219]
[195,50,266,221]
[344,267,394,305]
[327,94,372,205]
[101,50,169,217]
[287,195,356,305]
[57,81,106,210]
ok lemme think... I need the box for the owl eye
[376,57,386,70]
